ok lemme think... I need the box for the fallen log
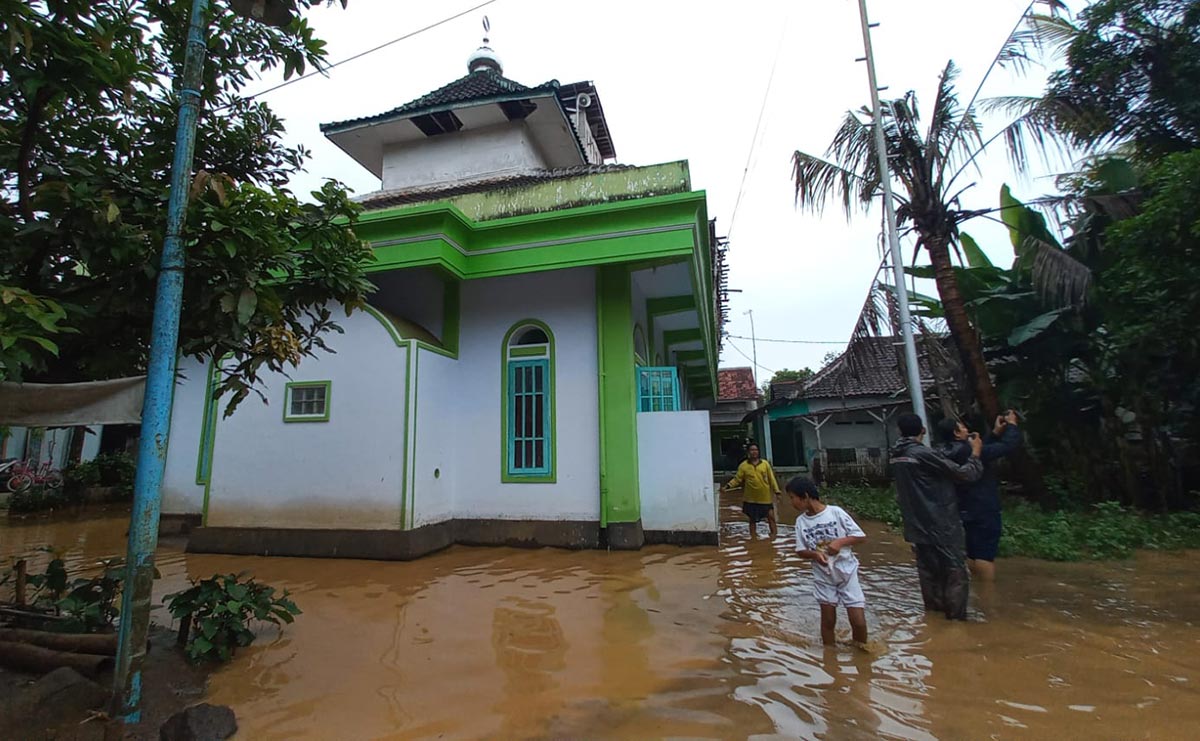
[0,629,118,656]
[0,640,113,679]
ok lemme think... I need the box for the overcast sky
[254,0,1067,384]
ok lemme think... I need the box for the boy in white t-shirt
[786,476,868,645]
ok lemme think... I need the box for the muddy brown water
[3,494,1199,740]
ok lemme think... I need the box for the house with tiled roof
[710,367,759,469]
[744,335,952,479]
[160,39,724,556]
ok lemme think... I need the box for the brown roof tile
[718,367,759,400]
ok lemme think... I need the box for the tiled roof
[718,367,759,400]
[773,335,945,400]
[355,164,644,211]
[321,68,560,133]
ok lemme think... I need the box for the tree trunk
[926,236,1001,419]
[0,641,113,679]
[0,629,117,656]
[926,236,1049,501]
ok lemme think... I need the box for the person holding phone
[959,410,1022,581]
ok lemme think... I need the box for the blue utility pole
[111,0,211,722]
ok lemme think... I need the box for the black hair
[898,412,924,437]
[785,475,819,499]
[934,417,962,445]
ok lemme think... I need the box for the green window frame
[502,320,556,483]
[637,366,680,412]
[283,381,332,423]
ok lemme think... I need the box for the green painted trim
[663,328,703,347]
[674,350,707,362]
[399,344,412,528]
[596,265,640,525]
[283,381,332,423]
[646,295,695,315]
[355,192,708,281]
[410,348,420,527]
[200,353,234,527]
[194,360,219,485]
[360,304,404,346]
[509,345,548,358]
[633,322,648,367]
[501,319,557,484]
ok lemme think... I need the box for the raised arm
[981,424,1022,463]
[918,446,983,482]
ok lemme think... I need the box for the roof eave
[320,87,562,137]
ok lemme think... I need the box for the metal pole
[746,309,758,389]
[112,0,211,722]
[855,0,928,430]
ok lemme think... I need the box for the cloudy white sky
[254,0,1067,384]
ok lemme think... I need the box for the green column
[596,265,643,548]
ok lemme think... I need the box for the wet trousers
[913,543,969,620]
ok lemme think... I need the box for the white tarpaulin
[0,376,145,426]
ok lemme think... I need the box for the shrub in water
[166,573,301,663]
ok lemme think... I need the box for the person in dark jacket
[890,412,983,621]
[947,411,1022,581]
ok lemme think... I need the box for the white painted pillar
[762,409,774,463]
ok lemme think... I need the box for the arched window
[633,324,648,366]
[502,320,555,482]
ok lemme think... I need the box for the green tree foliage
[1046,0,1200,158]
[769,368,813,384]
[0,0,374,412]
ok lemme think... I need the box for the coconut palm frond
[928,62,982,182]
[948,95,1077,188]
[828,108,884,199]
[792,149,875,218]
[1019,235,1092,308]
[1027,12,1078,52]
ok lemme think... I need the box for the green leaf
[959,233,994,269]
[1008,310,1064,346]
[236,289,257,325]
[106,202,119,223]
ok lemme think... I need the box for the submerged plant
[165,573,301,663]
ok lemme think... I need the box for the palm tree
[790,14,1076,419]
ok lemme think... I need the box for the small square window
[284,382,331,422]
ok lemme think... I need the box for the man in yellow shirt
[726,443,782,539]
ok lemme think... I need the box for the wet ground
[3,493,1199,740]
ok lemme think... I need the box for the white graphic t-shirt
[795,505,866,580]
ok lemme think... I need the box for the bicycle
[5,459,64,492]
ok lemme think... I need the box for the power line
[240,0,500,103]
[726,339,776,376]
[727,13,789,239]
[726,334,846,345]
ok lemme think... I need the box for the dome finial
[467,15,502,74]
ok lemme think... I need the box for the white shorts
[812,558,865,608]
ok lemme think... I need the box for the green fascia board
[646,295,695,316]
[673,349,706,362]
[663,328,703,347]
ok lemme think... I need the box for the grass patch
[825,484,1200,562]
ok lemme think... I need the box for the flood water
[3,493,1200,740]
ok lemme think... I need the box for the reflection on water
[3,495,1200,739]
